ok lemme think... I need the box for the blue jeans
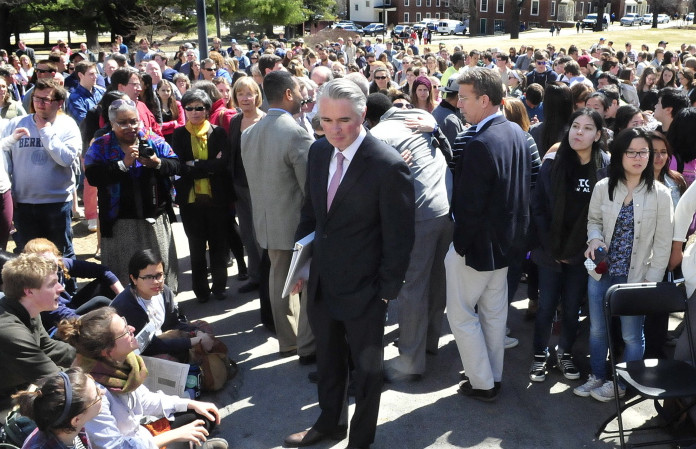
[14,201,75,259]
[588,274,645,380]
[533,263,587,355]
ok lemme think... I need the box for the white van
[437,19,467,35]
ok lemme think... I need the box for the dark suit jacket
[296,134,415,320]
[451,114,531,271]
[171,124,230,207]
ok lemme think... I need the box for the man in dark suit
[285,79,415,449]
[446,68,531,402]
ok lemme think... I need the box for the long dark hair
[553,108,606,180]
[607,127,654,201]
[650,130,687,194]
[540,82,574,156]
[668,107,696,167]
[612,104,641,135]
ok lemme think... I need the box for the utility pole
[197,0,209,60]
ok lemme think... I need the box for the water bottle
[185,364,201,399]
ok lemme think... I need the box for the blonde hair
[232,76,262,108]
[23,237,70,280]
[2,253,59,301]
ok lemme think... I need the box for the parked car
[334,23,364,34]
[687,12,694,22]
[642,13,653,24]
[582,13,609,29]
[620,13,641,26]
[363,23,385,36]
[437,19,467,35]
[413,20,438,32]
[391,24,411,38]
[657,13,670,23]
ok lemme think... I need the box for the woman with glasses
[368,64,398,94]
[172,73,191,98]
[84,98,180,290]
[58,307,228,449]
[577,127,672,402]
[170,89,231,303]
[507,70,525,98]
[13,368,102,449]
[111,249,215,358]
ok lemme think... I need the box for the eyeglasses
[138,272,164,281]
[79,389,104,413]
[114,119,140,129]
[625,150,650,159]
[35,68,55,74]
[536,60,546,65]
[202,67,216,72]
[114,317,132,340]
[300,98,315,106]
[33,96,56,105]
[374,76,388,80]
[393,102,414,109]
[184,106,206,112]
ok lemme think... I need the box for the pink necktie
[327,152,345,210]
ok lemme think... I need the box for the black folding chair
[595,282,696,448]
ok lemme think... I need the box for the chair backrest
[604,282,688,317]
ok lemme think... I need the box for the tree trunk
[85,20,100,49]
[511,0,522,38]
[43,24,50,46]
[0,6,10,51]
[469,0,478,35]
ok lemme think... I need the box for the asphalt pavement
[68,215,686,449]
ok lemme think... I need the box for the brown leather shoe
[283,427,347,447]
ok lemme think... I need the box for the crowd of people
[0,29,696,449]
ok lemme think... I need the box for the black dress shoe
[213,291,227,301]
[459,373,501,391]
[298,353,316,365]
[197,295,210,303]
[238,281,259,293]
[283,427,347,447]
[457,381,499,402]
[237,272,250,281]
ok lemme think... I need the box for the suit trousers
[180,202,228,300]
[390,215,451,375]
[267,249,315,355]
[234,185,262,283]
[445,245,508,390]
[309,294,387,449]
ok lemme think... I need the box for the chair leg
[595,396,648,438]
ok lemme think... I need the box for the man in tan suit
[241,70,315,360]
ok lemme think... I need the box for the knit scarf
[74,351,148,394]
[185,120,212,203]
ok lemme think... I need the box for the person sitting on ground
[58,307,228,449]
[13,368,102,449]
[23,237,122,335]
[110,249,215,361]
[0,253,75,403]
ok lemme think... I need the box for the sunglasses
[300,98,315,105]
[536,60,546,65]
[202,67,216,71]
[184,106,206,112]
[393,102,414,109]
[374,76,388,80]
[35,68,55,74]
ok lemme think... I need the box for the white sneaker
[573,374,604,397]
[87,219,97,232]
[504,336,519,349]
[590,381,626,402]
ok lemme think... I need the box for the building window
[494,19,505,31]
[445,0,449,6]
[366,0,370,6]
[497,0,504,13]
[385,0,390,4]
[426,12,431,18]
[404,0,409,6]
[531,0,539,15]
[437,0,441,5]
[579,2,584,15]
[436,12,440,18]
[445,12,449,18]
[427,0,432,5]
[355,4,359,10]
[404,12,410,21]
[416,12,422,20]
[481,0,488,13]
[417,0,422,6]
[551,0,556,15]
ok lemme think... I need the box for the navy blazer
[451,114,531,271]
[296,134,415,320]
